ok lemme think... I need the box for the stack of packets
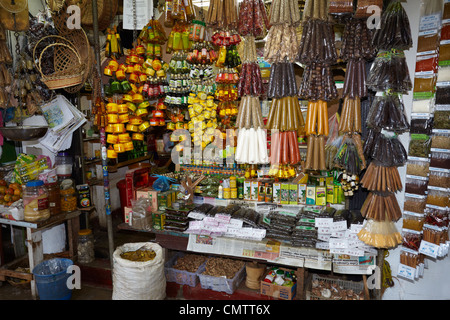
[13,153,50,184]
[186,203,266,241]
[315,213,376,256]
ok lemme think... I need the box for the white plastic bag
[112,242,166,300]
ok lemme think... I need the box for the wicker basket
[80,0,118,31]
[34,39,84,90]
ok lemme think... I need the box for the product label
[38,197,49,211]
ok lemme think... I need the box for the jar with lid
[60,179,77,212]
[46,182,61,216]
[77,229,95,264]
[55,152,73,178]
[23,180,50,222]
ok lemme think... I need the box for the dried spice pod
[339,96,363,134]
[238,62,263,97]
[333,134,366,175]
[343,59,368,99]
[298,63,338,101]
[264,24,298,63]
[366,94,409,133]
[237,0,269,37]
[297,19,338,65]
[360,162,403,192]
[341,17,377,61]
[366,49,412,93]
[266,96,304,131]
[372,1,412,51]
[302,0,329,21]
[363,129,408,167]
[268,61,297,98]
[360,192,402,222]
[304,134,327,171]
[205,0,240,30]
[269,0,301,25]
[357,218,402,248]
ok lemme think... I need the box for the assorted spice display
[2,0,450,298]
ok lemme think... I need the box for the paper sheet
[123,0,154,30]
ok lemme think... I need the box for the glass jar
[55,152,73,178]
[60,179,77,212]
[46,182,61,216]
[23,180,50,222]
[77,229,95,264]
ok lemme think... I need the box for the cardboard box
[152,211,165,230]
[306,185,316,205]
[326,185,335,204]
[251,181,259,201]
[135,187,159,212]
[272,182,281,204]
[244,180,252,200]
[280,183,290,205]
[297,184,307,204]
[260,268,297,300]
[316,186,326,206]
[289,184,298,205]
[158,191,172,211]
[258,182,265,202]
[125,168,150,207]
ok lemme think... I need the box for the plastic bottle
[218,181,223,199]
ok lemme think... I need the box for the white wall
[382,0,450,300]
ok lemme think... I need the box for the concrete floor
[0,281,112,300]
[0,211,151,300]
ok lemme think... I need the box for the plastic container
[23,180,50,222]
[55,152,73,178]
[164,252,207,287]
[198,263,246,294]
[32,258,73,300]
[77,229,95,264]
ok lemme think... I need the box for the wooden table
[0,211,81,299]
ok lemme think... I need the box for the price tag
[397,264,416,281]
[315,218,333,228]
[331,220,347,232]
[419,240,439,258]
[329,238,348,249]
[317,233,331,242]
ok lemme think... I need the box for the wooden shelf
[108,155,152,173]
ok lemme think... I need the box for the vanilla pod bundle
[297,19,338,65]
[372,0,413,51]
[366,94,410,133]
[340,17,377,61]
[366,50,412,93]
[363,129,408,166]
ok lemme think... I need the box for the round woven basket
[33,37,85,90]
[81,0,118,31]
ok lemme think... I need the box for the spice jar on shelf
[77,229,95,264]
[46,181,61,216]
[23,180,50,222]
[60,179,77,212]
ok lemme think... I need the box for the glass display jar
[60,179,77,212]
[55,152,73,178]
[45,182,61,216]
[77,229,95,264]
[23,180,50,222]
